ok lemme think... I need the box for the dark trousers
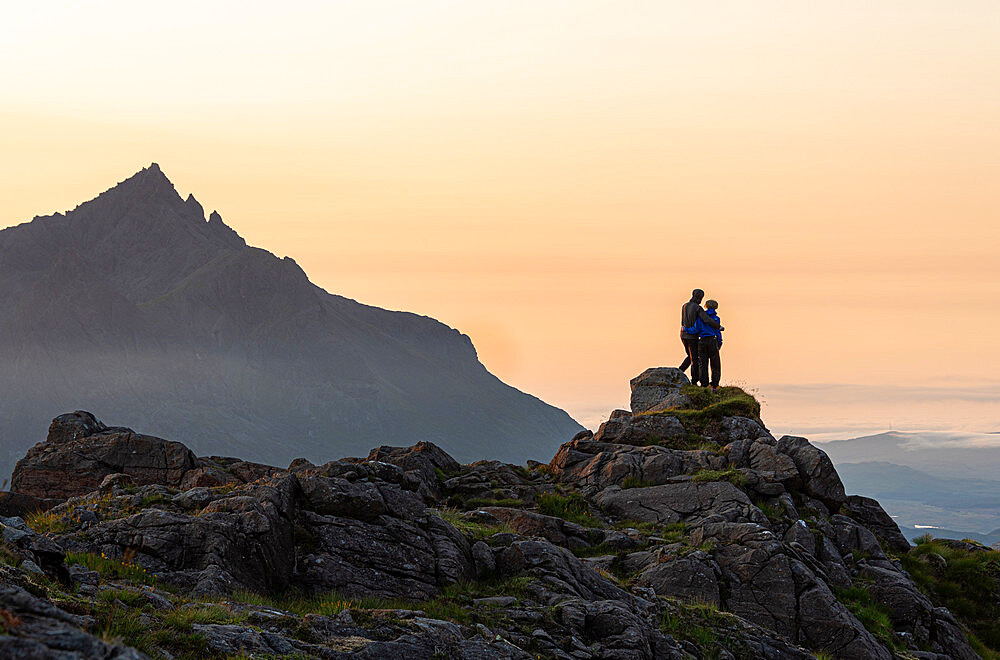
[679,334,701,385]
[697,337,721,388]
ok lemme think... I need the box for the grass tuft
[65,550,156,586]
[834,582,899,651]
[535,492,602,528]
[690,467,748,488]
[621,476,656,489]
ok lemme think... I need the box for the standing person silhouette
[679,289,722,386]
[697,299,724,392]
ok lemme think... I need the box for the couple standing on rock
[678,288,724,392]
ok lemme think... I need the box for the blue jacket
[693,309,723,345]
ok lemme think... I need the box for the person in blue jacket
[696,299,723,392]
[679,289,722,386]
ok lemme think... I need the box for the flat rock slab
[597,481,768,526]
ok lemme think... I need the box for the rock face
[11,412,197,499]
[0,164,582,482]
[0,379,987,659]
[629,367,690,413]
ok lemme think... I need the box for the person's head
[705,299,719,310]
[691,288,705,302]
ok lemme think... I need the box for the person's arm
[698,308,724,331]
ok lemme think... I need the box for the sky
[2,1,999,435]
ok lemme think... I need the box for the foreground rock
[11,411,197,499]
[0,376,988,659]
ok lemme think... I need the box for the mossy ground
[26,546,541,660]
[632,385,762,450]
[690,466,748,488]
[833,582,900,653]
[901,536,1000,658]
[535,492,602,528]
[658,385,761,420]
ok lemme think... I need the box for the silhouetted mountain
[0,164,582,478]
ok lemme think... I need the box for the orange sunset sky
[3,1,999,437]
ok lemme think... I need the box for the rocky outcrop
[629,367,690,413]
[0,383,986,660]
[598,481,770,526]
[842,494,911,554]
[11,411,197,499]
[0,574,147,659]
[548,436,723,492]
[776,435,847,509]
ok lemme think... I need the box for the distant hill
[820,430,1000,480]
[837,461,1000,510]
[823,432,1000,541]
[0,164,582,479]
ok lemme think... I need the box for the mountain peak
[121,161,174,191]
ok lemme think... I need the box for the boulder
[776,436,846,509]
[592,412,686,446]
[11,411,197,500]
[548,437,722,492]
[364,441,462,498]
[726,438,799,484]
[295,510,474,599]
[0,581,147,658]
[842,495,911,554]
[635,552,722,605]
[629,367,689,413]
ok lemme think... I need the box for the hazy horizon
[4,2,999,439]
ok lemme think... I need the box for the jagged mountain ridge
[0,164,582,478]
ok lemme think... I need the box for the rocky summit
[0,164,581,481]
[0,367,995,659]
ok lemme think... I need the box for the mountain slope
[0,164,581,478]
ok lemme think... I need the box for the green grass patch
[834,583,899,651]
[25,508,71,534]
[690,467,748,488]
[65,550,156,586]
[612,520,688,543]
[0,543,22,567]
[750,496,784,520]
[97,588,152,609]
[138,493,172,507]
[224,576,534,627]
[621,476,656,489]
[659,599,738,659]
[900,537,1000,655]
[94,602,211,659]
[464,497,525,509]
[431,508,514,541]
[644,385,761,420]
[162,604,247,628]
[535,492,602,528]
